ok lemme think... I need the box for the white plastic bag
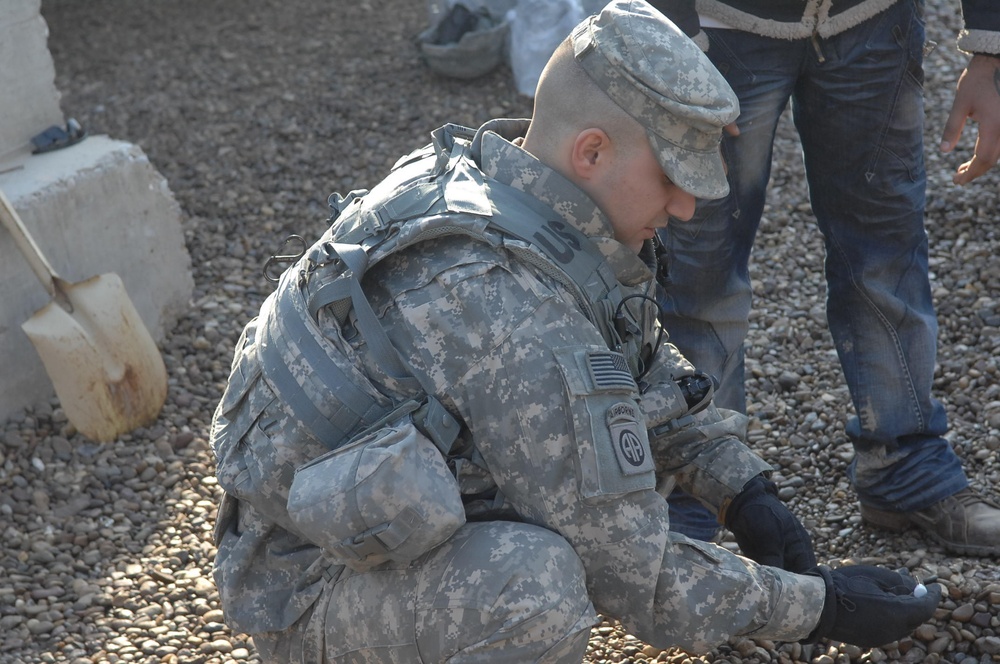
[506,0,584,97]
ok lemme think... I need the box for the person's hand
[804,565,941,647]
[724,475,817,573]
[941,54,1000,185]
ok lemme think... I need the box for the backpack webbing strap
[259,241,459,453]
[258,273,390,447]
[304,242,421,391]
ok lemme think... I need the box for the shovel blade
[21,273,168,442]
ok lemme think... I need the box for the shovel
[0,190,168,442]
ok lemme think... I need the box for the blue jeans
[661,0,968,538]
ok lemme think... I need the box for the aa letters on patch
[607,402,654,476]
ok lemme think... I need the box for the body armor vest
[258,125,647,453]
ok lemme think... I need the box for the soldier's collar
[471,120,653,286]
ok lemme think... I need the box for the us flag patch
[586,351,637,391]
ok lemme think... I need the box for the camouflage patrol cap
[570,0,739,199]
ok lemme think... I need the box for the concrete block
[0,136,193,424]
[0,0,64,161]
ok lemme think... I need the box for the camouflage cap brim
[648,131,729,200]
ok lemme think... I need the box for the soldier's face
[594,141,696,253]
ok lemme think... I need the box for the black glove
[805,565,941,647]
[724,475,817,573]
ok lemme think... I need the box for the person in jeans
[651,0,1000,554]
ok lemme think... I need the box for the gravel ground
[2,0,999,662]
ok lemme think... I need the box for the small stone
[928,636,951,654]
[32,490,50,512]
[26,619,54,635]
[640,644,661,657]
[841,643,863,659]
[975,636,1000,655]
[734,639,757,657]
[150,568,176,584]
[202,609,226,623]
[172,431,195,450]
[952,603,975,622]
[0,615,23,629]
[777,371,800,390]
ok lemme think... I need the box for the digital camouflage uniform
[210,1,829,662]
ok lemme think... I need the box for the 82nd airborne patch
[607,402,654,476]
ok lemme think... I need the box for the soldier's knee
[480,523,595,658]
[419,521,596,661]
[498,524,588,614]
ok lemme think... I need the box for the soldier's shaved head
[523,39,647,170]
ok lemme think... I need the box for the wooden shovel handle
[0,189,60,298]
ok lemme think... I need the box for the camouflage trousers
[252,521,598,663]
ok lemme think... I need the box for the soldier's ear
[569,128,612,180]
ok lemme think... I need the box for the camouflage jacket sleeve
[639,339,773,516]
[377,237,825,652]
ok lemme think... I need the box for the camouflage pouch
[286,413,466,571]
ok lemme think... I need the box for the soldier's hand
[725,475,817,573]
[804,565,941,647]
